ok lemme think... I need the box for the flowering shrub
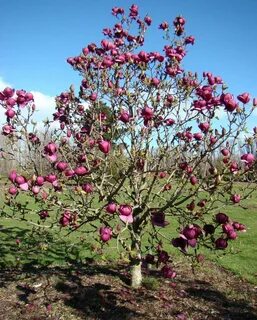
[0,4,256,287]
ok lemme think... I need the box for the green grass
[208,199,257,284]
[0,183,257,284]
[179,185,257,284]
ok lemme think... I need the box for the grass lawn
[0,183,257,285]
[209,199,257,284]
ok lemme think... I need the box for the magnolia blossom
[75,166,89,176]
[99,227,112,242]
[105,202,117,214]
[59,210,72,227]
[82,183,94,193]
[161,265,176,279]
[215,238,228,249]
[151,211,169,227]
[118,205,133,223]
[39,210,49,220]
[237,92,250,104]
[215,212,229,224]
[98,140,111,154]
[8,186,18,195]
[241,153,255,165]
[44,142,58,162]
[231,194,241,203]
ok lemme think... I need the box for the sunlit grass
[0,182,256,284]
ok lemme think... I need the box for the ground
[0,259,256,320]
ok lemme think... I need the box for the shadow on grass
[184,279,257,320]
[0,227,257,319]
[0,225,96,270]
[0,266,256,320]
[53,267,257,319]
[55,278,138,320]
[0,264,139,320]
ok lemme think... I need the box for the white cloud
[0,77,11,91]
[214,107,226,119]
[35,119,60,132]
[31,90,55,121]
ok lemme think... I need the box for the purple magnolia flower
[8,186,18,195]
[241,153,255,165]
[198,122,210,133]
[227,230,237,240]
[39,210,49,220]
[56,161,68,172]
[159,21,169,30]
[8,170,17,183]
[185,35,195,45]
[233,221,246,232]
[222,223,234,234]
[5,108,16,119]
[237,92,250,104]
[151,211,169,227]
[98,140,111,154]
[118,205,133,223]
[215,212,229,224]
[158,250,170,264]
[221,93,238,112]
[182,224,202,240]
[144,254,155,264]
[144,16,152,26]
[119,110,131,123]
[105,202,117,214]
[59,210,72,227]
[99,226,112,242]
[45,174,57,184]
[82,183,94,193]
[44,142,58,162]
[172,237,188,252]
[141,106,153,120]
[203,224,215,236]
[161,265,176,279]
[215,238,228,249]
[15,175,29,191]
[231,194,241,203]
[36,176,45,186]
[172,224,202,252]
[74,166,89,176]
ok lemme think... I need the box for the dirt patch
[0,260,256,320]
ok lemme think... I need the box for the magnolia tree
[1,4,257,288]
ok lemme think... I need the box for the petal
[52,180,58,187]
[19,183,29,191]
[120,214,133,224]
[47,154,57,162]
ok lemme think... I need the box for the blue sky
[1,0,257,123]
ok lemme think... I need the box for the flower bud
[231,194,241,203]
[215,238,228,249]
[98,140,111,154]
[105,202,117,214]
[75,166,89,176]
[215,212,229,224]
[82,183,93,193]
[99,227,112,242]
[8,186,18,195]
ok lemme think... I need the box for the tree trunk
[131,261,142,288]
[130,236,142,288]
